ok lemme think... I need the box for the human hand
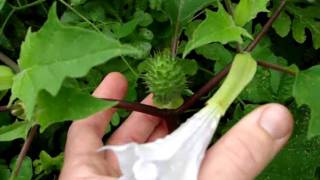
[59,72,293,180]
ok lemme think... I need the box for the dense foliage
[0,0,320,179]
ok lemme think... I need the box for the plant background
[0,0,320,179]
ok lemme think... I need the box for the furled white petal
[98,106,221,180]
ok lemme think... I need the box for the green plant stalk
[207,53,257,115]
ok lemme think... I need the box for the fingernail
[259,105,292,139]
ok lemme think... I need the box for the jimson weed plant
[0,0,319,179]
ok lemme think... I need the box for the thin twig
[0,52,19,73]
[257,60,296,76]
[1,0,46,33]
[245,0,287,52]
[9,125,39,180]
[11,0,46,10]
[0,106,9,112]
[59,0,100,32]
[101,98,179,117]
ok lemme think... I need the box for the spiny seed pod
[10,100,26,120]
[143,52,187,109]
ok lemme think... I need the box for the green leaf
[285,4,320,49]
[33,151,63,175]
[11,4,141,120]
[293,65,320,138]
[234,0,270,27]
[240,68,274,103]
[112,19,139,38]
[10,156,33,180]
[111,112,120,126]
[0,0,5,11]
[196,43,233,62]
[0,160,10,180]
[272,12,291,37]
[163,0,215,27]
[36,87,117,132]
[0,65,14,91]
[258,104,320,180]
[177,59,198,76]
[183,4,251,57]
[0,121,33,141]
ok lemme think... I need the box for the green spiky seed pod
[143,52,187,109]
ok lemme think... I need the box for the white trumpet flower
[98,53,257,180]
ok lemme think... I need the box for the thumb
[200,104,293,180]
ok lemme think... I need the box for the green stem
[59,0,100,32]
[12,0,46,10]
[0,52,20,73]
[0,9,15,34]
[121,56,139,78]
[199,67,215,76]
[1,0,46,34]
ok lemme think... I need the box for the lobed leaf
[183,4,251,57]
[10,4,141,120]
[163,0,215,27]
[272,3,320,49]
[272,12,291,37]
[234,0,270,27]
[289,5,320,49]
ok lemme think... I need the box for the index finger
[64,72,128,158]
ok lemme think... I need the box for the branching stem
[100,60,294,117]
[1,0,46,33]
[177,66,231,112]
[245,0,287,52]
[257,60,296,76]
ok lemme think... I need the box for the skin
[60,72,294,180]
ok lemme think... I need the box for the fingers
[64,72,128,157]
[147,120,169,142]
[200,104,293,180]
[108,94,165,144]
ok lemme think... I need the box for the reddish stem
[177,65,231,112]
[245,0,287,52]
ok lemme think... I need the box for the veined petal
[98,106,221,180]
